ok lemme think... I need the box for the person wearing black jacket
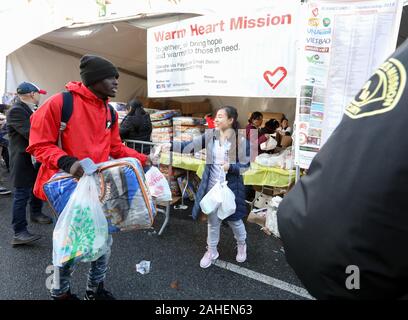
[7,82,52,247]
[119,99,152,155]
[277,39,408,299]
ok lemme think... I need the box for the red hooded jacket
[27,82,148,200]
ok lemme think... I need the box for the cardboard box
[247,209,267,227]
[253,186,289,197]
[280,135,293,148]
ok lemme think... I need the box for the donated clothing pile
[44,158,156,233]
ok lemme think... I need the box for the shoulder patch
[345,58,406,119]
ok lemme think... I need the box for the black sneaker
[0,187,11,195]
[31,213,52,224]
[11,231,41,246]
[84,283,116,300]
[51,290,80,300]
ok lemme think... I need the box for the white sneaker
[236,243,247,263]
[0,187,11,195]
[200,248,219,268]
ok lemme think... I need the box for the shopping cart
[124,139,172,236]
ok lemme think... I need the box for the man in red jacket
[27,55,151,300]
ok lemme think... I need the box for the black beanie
[79,55,119,86]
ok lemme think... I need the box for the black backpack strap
[107,103,116,128]
[58,91,73,148]
[61,91,73,128]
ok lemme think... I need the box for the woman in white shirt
[278,117,292,136]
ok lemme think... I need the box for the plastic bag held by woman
[217,182,236,220]
[199,181,223,214]
[52,175,109,267]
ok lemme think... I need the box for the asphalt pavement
[0,165,309,300]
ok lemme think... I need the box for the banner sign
[295,0,403,169]
[147,5,299,98]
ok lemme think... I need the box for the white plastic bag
[145,166,172,202]
[217,182,236,220]
[265,196,283,238]
[199,181,223,214]
[52,175,109,267]
[255,151,286,168]
[136,260,151,275]
[260,136,277,151]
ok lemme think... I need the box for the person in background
[258,119,280,154]
[7,82,52,247]
[244,112,264,201]
[278,116,292,136]
[119,99,153,155]
[0,111,11,195]
[205,112,215,129]
[0,112,10,172]
[245,111,263,140]
[27,55,152,300]
[173,106,251,268]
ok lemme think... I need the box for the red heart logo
[263,67,287,90]
[312,8,319,17]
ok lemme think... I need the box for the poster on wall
[295,0,403,169]
[147,4,299,98]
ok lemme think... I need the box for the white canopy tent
[3,0,408,125]
[2,0,304,126]
[6,15,297,126]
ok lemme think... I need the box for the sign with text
[295,0,403,169]
[147,6,299,97]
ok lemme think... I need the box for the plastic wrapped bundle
[144,108,160,114]
[152,127,173,143]
[43,172,77,215]
[152,119,172,128]
[150,109,181,122]
[44,158,156,233]
[173,117,206,126]
[173,126,205,142]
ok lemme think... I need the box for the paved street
[0,166,310,300]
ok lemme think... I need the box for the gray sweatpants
[207,210,247,250]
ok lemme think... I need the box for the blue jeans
[12,187,43,235]
[51,235,113,297]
